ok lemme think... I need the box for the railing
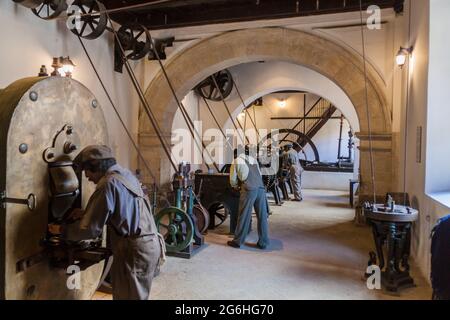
[284,98,336,146]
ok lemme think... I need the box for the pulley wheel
[195,69,234,101]
[193,204,210,234]
[208,202,229,228]
[32,0,67,20]
[155,207,194,253]
[13,0,44,9]
[69,0,107,40]
[117,24,152,60]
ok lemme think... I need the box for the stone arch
[139,27,393,196]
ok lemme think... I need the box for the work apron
[107,173,164,300]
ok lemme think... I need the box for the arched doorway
[139,27,393,198]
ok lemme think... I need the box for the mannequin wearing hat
[48,145,162,300]
[227,145,270,249]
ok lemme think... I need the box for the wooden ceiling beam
[102,0,404,30]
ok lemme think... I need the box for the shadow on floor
[241,238,284,252]
[322,202,352,209]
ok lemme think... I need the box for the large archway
[139,27,393,197]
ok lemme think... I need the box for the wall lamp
[396,46,413,68]
[278,99,287,108]
[51,56,76,77]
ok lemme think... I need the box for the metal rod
[303,94,306,134]
[271,116,342,120]
[337,115,344,161]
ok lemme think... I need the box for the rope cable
[359,0,377,203]
[402,1,413,206]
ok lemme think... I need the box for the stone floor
[93,189,432,300]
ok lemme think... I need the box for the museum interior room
[0,0,449,301]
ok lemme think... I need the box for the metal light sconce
[396,46,413,68]
[51,56,76,77]
[59,56,76,78]
[51,57,63,76]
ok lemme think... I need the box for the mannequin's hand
[68,208,85,221]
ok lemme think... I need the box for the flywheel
[193,204,210,234]
[155,207,194,253]
[208,202,230,228]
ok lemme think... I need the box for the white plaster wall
[399,0,450,282]
[170,91,202,171]
[303,172,354,191]
[220,62,360,133]
[0,2,139,171]
[425,0,450,194]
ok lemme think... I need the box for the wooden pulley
[193,204,210,234]
[31,0,67,20]
[69,0,107,40]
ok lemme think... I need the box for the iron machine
[0,76,110,299]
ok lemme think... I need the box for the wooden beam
[105,0,403,30]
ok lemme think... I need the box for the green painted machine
[155,163,205,259]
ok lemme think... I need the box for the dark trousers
[233,188,269,247]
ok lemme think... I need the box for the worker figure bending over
[285,143,304,202]
[227,145,270,249]
[48,145,162,300]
